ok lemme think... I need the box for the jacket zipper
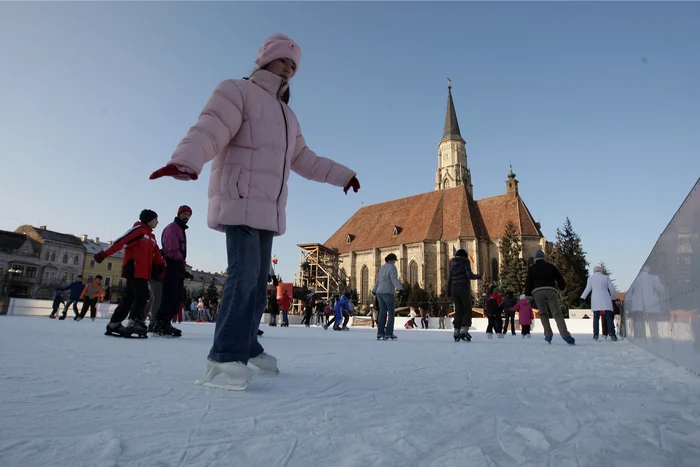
[276,81,289,232]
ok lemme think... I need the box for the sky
[0,2,698,292]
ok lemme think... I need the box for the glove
[343,176,360,194]
[94,251,107,263]
[149,164,198,181]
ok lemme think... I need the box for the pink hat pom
[255,33,302,70]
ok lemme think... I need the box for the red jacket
[103,222,165,281]
[278,293,292,311]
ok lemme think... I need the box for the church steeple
[435,79,472,196]
[441,78,465,144]
[506,163,519,200]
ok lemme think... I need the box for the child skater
[511,294,534,338]
[150,34,360,390]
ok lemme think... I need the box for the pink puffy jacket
[168,69,356,235]
[511,299,534,325]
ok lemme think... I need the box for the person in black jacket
[447,249,482,341]
[525,249,575,345]
[501,291,518,336]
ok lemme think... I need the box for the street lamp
[5,268,22,297]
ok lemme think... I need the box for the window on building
[89,260,95,269]
[25,267,37,279]
[104,277,111,287]
[51,272,55,281]
[360,266,369,304]
[409,260,419,286]
[69,273,74,282]
[107,262,113,271]
[61,272,67,283]
[44,272,49,282]
[118,279,124,287]
[62,255,68,264]
[491,258,499,283]
[50,253,56,262]
[74,256,79,265]
[44,253,49,261]
[0,266,5,276]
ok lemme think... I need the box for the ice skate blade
[195,380,247,391]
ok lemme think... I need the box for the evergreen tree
[498,220,526,295]
[427,284,439,314]
[397,280,412,307]
[549,218,589,312]
[407,284,428,308]
[598,261,616,286]
[205,278,220,303]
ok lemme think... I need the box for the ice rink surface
[1,316,699,467]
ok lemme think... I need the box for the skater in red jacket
[96,209,165,338]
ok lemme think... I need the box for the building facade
[323,83,546,305]
[80,235,125,303]
[2,226,87,298]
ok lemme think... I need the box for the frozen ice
[1,316,699,467]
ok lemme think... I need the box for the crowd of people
[40,33,619,392]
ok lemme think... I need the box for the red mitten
[94,251,107,264]
[343,176,360,194]
[149,164,198,181]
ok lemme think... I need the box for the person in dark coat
[525,249,575,345]
[446,249,481,341]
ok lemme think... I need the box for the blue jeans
[282,310,289,325]
[593,310,616,337]
[62,299,79,317]
[376,293,395,337]
[208,226,273,364]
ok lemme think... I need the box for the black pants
[503,311,516,334]
[451,285,472,329]
[51,298,64,316]
[486,314,502,334]
[343,310,350,327]
[79,297,98,319]
[521,324,531,335]
[156,260,185,322]
[301,307,313,325]
[110,279,150,324]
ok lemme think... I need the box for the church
[322,83,546,305]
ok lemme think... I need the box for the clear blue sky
[1,2,698,291]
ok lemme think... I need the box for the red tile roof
[325,186,542,253]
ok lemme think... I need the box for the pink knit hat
[255,33,302,71]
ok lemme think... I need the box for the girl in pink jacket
[511,294,535,338]
[150,34,360,391]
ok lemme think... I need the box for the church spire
[441,77,464,144]
[506,163,519,200]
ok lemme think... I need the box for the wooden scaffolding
[293,243,343,306]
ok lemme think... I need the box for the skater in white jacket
[580,265,618,341]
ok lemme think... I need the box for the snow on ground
[1,317,700,467]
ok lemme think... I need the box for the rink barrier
[624,178,700,376]
[5,299,118,318]
[3,299,640,338]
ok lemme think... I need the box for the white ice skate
[195,359,256,391]
[249,352,279,375]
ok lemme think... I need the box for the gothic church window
[50,253,56,262]
[491,258,499,283]
[62,254,68,264]
[360,266,369,304]
[409,260,419,286]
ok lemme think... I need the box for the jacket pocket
[237,168,251,198]
[224,165,242,199]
